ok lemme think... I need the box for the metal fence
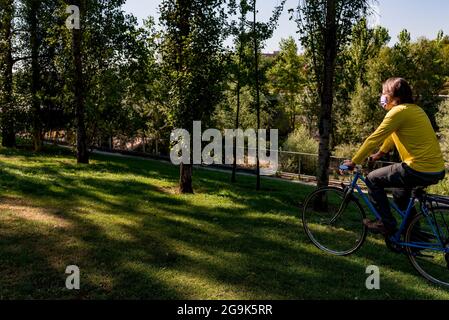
[277,149,395,177]
[275,149,397,185]
[44,134,398,184]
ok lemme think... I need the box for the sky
[123,0,449,53]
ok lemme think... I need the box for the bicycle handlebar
[339,157,374,172]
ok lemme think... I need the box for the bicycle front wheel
[406,208,449,288]
[302,187,368,256]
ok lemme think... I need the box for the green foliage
[2,0,449,175]
[375,31,448,125]
[280,125,319,176]
[159,0,229,132]
[295,0,373,94]
[295,0,373,187]
[18,0,147,149]
[267,37,305,131]
[344,83,386,143]
[282,125,318,154]
[333,19,390,146]
[333,143,361,159]
[213,77,286,137]
[429,177,449,196]
[340,18,390,96]
[436,99,449,165]
[77,0,142,144]
[0,0,17,146]
[335,30,449,146]
[213,0,287,149]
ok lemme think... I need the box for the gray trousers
[365,163,445,229]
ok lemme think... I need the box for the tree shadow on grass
[137,198,446,299]
[0,149,448,299]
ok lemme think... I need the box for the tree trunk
[291,102,296,131]
[72,0,89,164]
[29,1,42,152]
[253,0,261,191]
[176,0,193,194]
[317,0,337,189]
[232,40,244,184]
[179,163,193,194]
[1,0,16,148]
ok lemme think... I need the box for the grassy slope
[0,146,448,300]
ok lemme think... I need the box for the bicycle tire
[302,187,368,256]
[405,208,449,288]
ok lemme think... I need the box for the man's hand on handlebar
[340,153,383,175]
[339,160,356,175]
[343,160,356,170]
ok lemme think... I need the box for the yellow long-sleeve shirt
[352,104,445,173]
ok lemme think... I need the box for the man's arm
[379,136,394,154]
[367,136,395,162]
[352,110,402,165]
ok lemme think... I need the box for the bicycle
[302,162,449,288]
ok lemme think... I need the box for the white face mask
[380,95,389,110]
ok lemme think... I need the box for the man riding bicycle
[343,77,446,236]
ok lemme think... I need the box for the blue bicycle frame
[347,170,449,253]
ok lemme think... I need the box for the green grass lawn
[1,145,449,300]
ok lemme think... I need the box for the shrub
[333,143,361,159]
[436,99,449,166]
[280,126,319,175]
[282,125,318,154]
[428,177,449,196]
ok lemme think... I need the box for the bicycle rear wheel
[302,187,368,256]
[405,208,449,288]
